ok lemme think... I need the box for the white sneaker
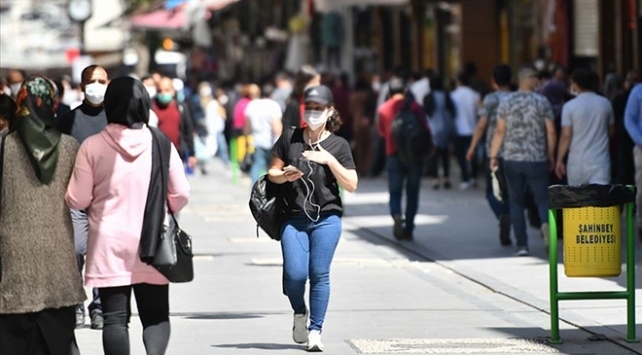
[459,182,470,190]
[306,330,324,352]
[293,312,308,344]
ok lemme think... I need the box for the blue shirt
[624,84,642,146]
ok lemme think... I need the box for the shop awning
[130,9,186,30]
[315,0,409,10]
[129,0,238,30]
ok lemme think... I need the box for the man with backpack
[377,78,431,241]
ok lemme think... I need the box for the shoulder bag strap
[150,127,174,215]
[0,135,5,209]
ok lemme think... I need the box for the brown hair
[325,106,342,133]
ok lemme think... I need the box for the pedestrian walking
[613,70,640,185]
[349,78,377,175]
[377,78,431,240]
[1,76,85,355]
[57,64,111,329]
[624,82,642,241]
[424,73,455,189]
[244,86,283,183]
[467,65,513,245]
[489,67,557,256]
[65,77,190,355]
[272,72,293,112]
[152,76,197,169]
[556,68,615,185]
[268,84,358,352]
[451,71,481,189]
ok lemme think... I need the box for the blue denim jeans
[503,161,549,248]
[387,155,423,234]
[250,147,271,184]
[486,158,510,219]
[281,214,342,332]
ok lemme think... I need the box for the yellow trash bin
[562,206,622,277]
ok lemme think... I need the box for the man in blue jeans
[377,78,430,240]
[490,67,557,256]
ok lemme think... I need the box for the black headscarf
[12,76,61,185]
[104,77,150,128]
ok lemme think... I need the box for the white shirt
[246,99,282,149]
[410,77,431,106]
[450,86,480,136]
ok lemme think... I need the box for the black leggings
[426,148,450,179]
[99,284,170,355]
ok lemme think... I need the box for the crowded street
[65,162,641,354]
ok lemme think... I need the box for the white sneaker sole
[307,344,324,352]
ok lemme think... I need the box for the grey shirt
[57,103,108,144]
[561,92,614,166]
[480,91,511,157]
[497,91,554,162]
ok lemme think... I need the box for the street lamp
[67,0,93,55]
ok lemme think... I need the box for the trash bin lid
[548,184,636,209]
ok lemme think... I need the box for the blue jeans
[250,147,271,184]
[503,161,549,248]
[486,158,510,219]
[281,214,342,332]
[215,132,230,167]
[387,155,423,234]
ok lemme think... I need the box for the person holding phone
[267,85,358,352]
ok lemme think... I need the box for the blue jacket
[624,84,642,146]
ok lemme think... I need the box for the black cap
[303,85,334,106]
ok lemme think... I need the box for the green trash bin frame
[548,185,638,344]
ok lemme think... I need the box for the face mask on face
[157,93,174,105]
[84,83,107,105]
[145,86,157,99]
[303,109,328,130]
[199,86,212,97]
[9,83,21,97]
[218,95,229,105]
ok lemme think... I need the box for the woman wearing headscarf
[65,77,190,355]
[0,76,86,355]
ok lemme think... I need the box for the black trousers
[99,283,170,355]
[0,306,80,355]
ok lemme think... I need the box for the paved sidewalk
[75,163,640,354]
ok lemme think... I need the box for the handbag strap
[149,128,175,216]
[0,134,5,209]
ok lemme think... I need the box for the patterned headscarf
[12,76,61,185]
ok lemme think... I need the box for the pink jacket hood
[102,123,152,159]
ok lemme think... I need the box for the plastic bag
[548,184,636,209]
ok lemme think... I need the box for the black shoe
[443,181,452,189]
[90,310,104,330]
[75,304,85,328]
[403,233,414,241]
[393,215,405,240]
[499,214,512,246]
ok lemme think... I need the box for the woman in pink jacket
[66,77,190,355]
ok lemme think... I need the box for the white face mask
[303,109,328,130]
[84,83,107,105]
[9,83,21,97]
[218,95,229,105]
[199,86,212,97]
[145,86,157,99]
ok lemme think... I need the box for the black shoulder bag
[140,127,194,283]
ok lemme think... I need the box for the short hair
[457,71,470,86]
[81,65,104,84]
[492,65,512,87]
[571,68,592,90]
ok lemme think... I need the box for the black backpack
[248,129,296,241]
[249,175,284,240]
[391,95,432,164]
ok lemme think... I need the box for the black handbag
[143,128,194,283]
